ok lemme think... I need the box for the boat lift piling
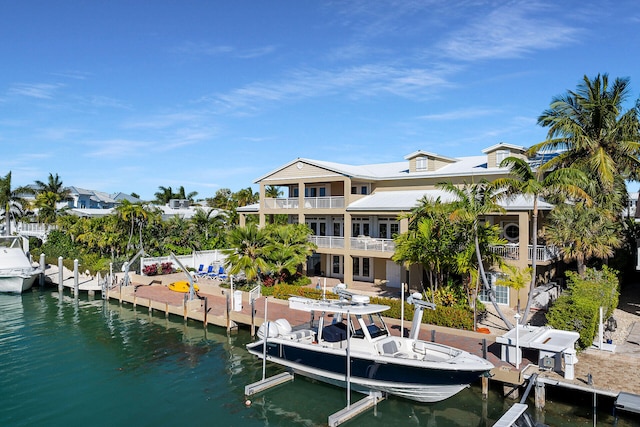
[245,298,294,396]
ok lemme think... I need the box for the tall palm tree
[439,180,514,329]
[492,157,591,323]
[531,74,640,210]
[34,173,71,201]
[176,185,198,202]
[115,200,153,252]
[0,172,32,235]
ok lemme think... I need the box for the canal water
[0,290,637,426]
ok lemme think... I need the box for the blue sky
[1,0,639,200]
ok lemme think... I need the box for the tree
[0,172,32,235]
[222,225,269,281]
[262,224,317,285]
[154,186,173,205]
[492,157,591,323]
[495,264,533,313]
[115,200,156,252]
[34,173,70,201]
[176,185,198,201]
[544,203,622,276]
[531,74,640,210]
[439,180,514,329]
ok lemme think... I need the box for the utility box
[233,290,243,311]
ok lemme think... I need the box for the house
[238,143,560,308]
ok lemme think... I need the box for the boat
[0,236,41,293]
[246,285,494,403]
[168,280,199,293]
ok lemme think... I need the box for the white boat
[0,236,41,293]
[247,285,494,403]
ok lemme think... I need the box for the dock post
[204,297,208,327]
[535,380,545,409]
[58,256,63,294]
[431,330,436,342]
[133,293,136,308]
[39,253,45,287]
[482,338,487,359]
[482,375,489,399]
[226,292,231,331]
[251,298,255,337]
[183,293,187,321]
[73,259,79,297]
[149,298,152,315]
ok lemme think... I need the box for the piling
[204,297,208,327]
[58,256,63,293]
[535,380,545,409]
[39,253,45,287]
[73,259,79,297]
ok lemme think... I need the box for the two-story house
[239,143,560,307]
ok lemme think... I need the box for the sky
[1,0,639,201]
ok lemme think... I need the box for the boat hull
[247,340,488,403]
[0,273,38,293]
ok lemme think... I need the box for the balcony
[489,244,560,262]
[309,236,344,249]
[350,236,395,253]
[264,196,345,210]
[308,236,395,253]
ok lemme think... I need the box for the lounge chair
[198,265,214,278]
[216,266,227,280]
[195,264,205,276]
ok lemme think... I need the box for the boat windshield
[362,313,388,339]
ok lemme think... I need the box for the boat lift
[244,286,386,426]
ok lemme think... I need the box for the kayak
[168,280,199,293]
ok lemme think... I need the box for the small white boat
[0,236,41,293]
[247,285,494,403]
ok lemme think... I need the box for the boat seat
[378,339,408,358]
[283,329,315,342]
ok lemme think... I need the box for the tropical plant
[262,223,316,285]
[438,180,514,329]
[0,171,32,235]
[492,157,591,323]
[495,264,533,313]
[531,73,640,211]
[154,186,174,205]
[222,225,270,282]
[544,203,622,276]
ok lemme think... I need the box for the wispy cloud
[84,139,154,158]
[419,108,501,121]
[174,41,277,59]
[8,83,64,99]
[437,3,581,61]
[209,64,452,114]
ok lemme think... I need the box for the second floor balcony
[309,235,395,253]
[264,196,345,210]
[489,244,560,262]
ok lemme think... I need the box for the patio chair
[198,265,214,278]
[195,264,205,276]
[216,266,227,280]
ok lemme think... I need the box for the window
[333,256,341,274]
[390,223,399,237]
[503,223,519,242]
[333,223,341,237]
[361,186,368,195]
[319,187,326,197]
[379,223,387,239]
[416,156,427,171]
[479,274,509,305]
[352,223,360,236]
[319,223,326,236]
[351,186,357,194]
[353,257,359,276]
[496,149,509,165]
[363,258,370,276]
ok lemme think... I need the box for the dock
[47,270,640,423]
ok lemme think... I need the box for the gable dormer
[482,143,527,168]
[404,150,458,173]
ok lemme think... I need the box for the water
[0,289,637,427]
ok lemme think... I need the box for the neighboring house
[66,186,138,210]
[238,143,562,307]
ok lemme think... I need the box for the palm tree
[492,157,591,323]
[544,203,622,276]
[176,186,198,202]
[263,224,317,284]
[154,186,173,205]
[0,172,32,235]
[115,200,153,252]
[531,74,640,210]
[34,173,71,201]
[222,225,269,281]
[439,180,514,329]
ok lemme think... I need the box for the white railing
[303,196,344,209]
[264,196,345,209]
[489,244,560,262]
[528,245,560,262]
[18,222,55,234]
[350,237,395,252]
[264,198,299,209]
[309,236,344,249]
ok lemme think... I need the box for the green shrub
[546,266,619,349]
